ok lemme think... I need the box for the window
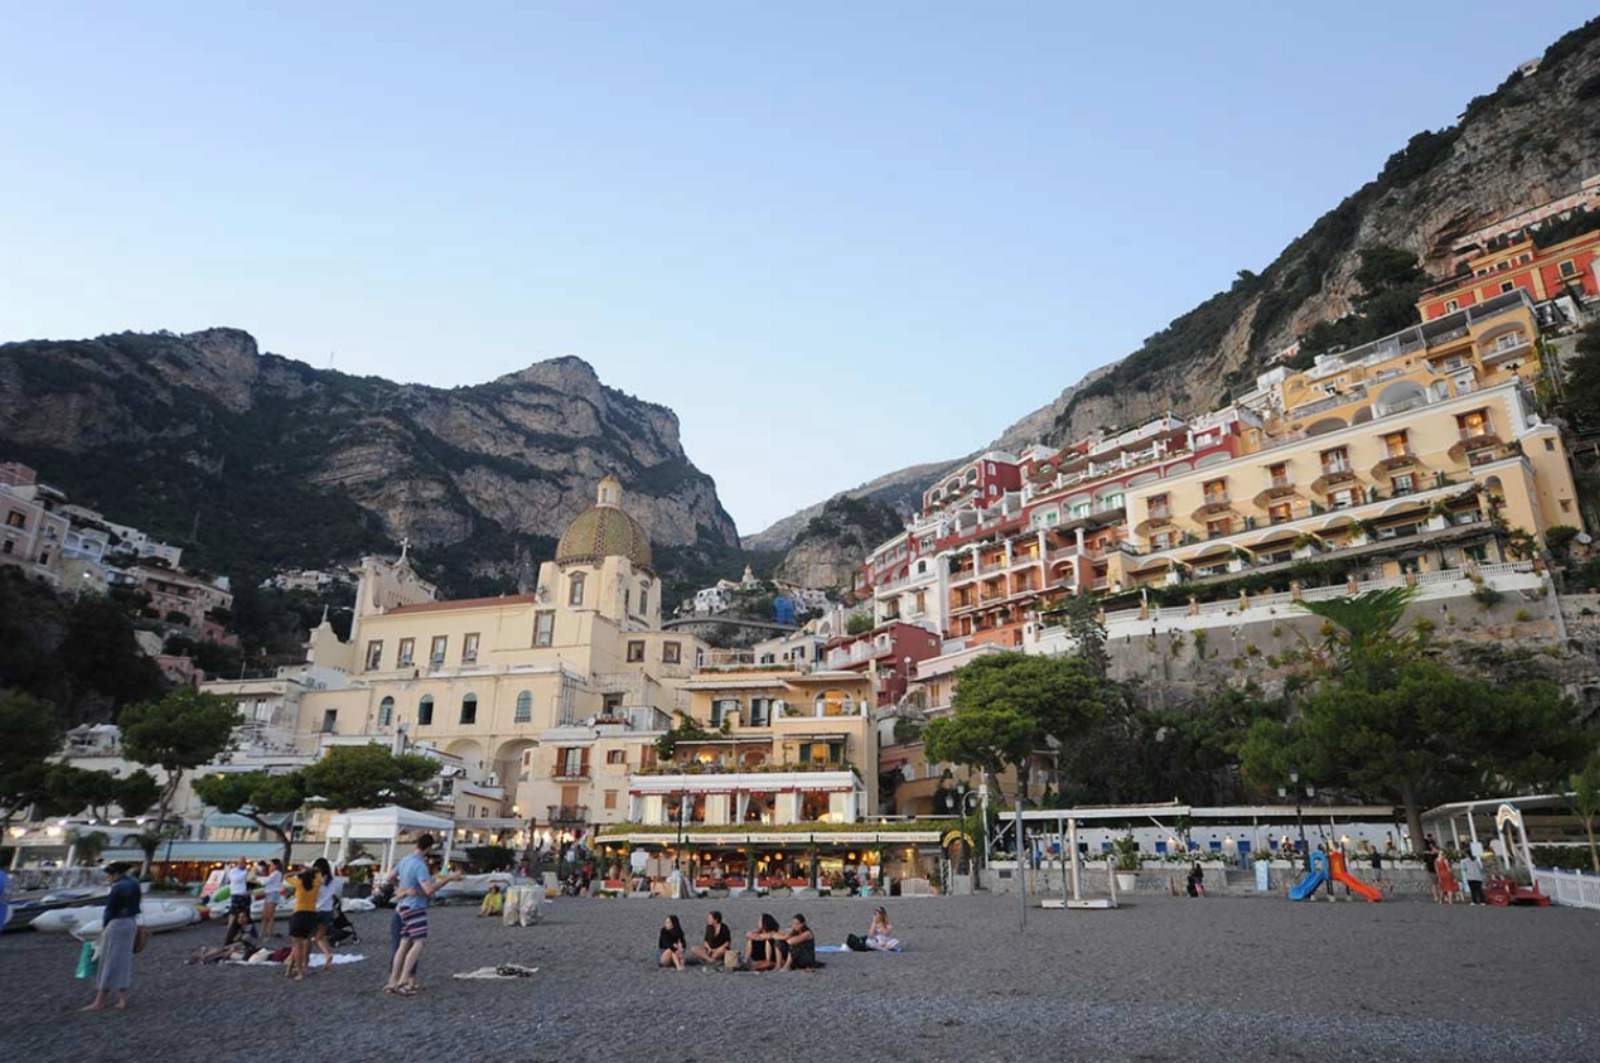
[559,747,587,777]
[1383,431,1409,459]
[1268,503,1292,525]
[624,588,631,614]
[748,698,772,727]
[606,749,625,765]
[462,632,480,664]
[1499,281,1515,293]
[1444,299,1458,313]
[429,635,448,667]
[397,638,415,667]
[1321,446,1350,474]
[534,611,555,647]
[514,690,532,723]
[1147,494,1170,519]
[1559,259,1577,278]
[4,511,24,529]
[711,699,738,727]
[1560,498,1573,513]
[1392,473,1416,495]
[0,540,11,555]
[459,693,477,725]
[418,695,434,726]
[1543,438,1555,452]
[1202,478,1228,503]
[626,640,645,663]
[603,790,618,811]
[1267,462,1288,488]
[638,586,649,616]
[1206,517,1233,539]
[320,709,337,734]
[1329,489,1355,509]
[365,640,384,671]
[568,573,586,606]
[662,641,681,664]
[378,696,394,727]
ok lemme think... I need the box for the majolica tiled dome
[555,476,653,570]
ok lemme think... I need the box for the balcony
[552,766,591,780]
[547,805,588,824]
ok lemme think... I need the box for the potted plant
[1112,833,1141,892]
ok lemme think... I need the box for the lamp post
[1278,769,1314,872]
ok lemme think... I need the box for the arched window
[568,573,586,606]
[814,690,855,717]
[378,696,394,727]
[514,690,532,724]
[418,695,434,726]
[638,584,649,616]
[460,693,478,726]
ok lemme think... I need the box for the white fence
[1532,867,1600,910]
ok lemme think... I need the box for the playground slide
[1288,869,1327,901]
[1328,851,1382,903]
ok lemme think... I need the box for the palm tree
[1294,586,1416,664]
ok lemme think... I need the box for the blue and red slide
[1289,849,1382,902]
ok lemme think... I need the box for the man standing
[1459,847,1486,906]
[222,856,254,940]
[384,834,460,996]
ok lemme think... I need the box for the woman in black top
[657,915,686,970]
[691,910,732,966]
[780,914,817,971]
[744,913,784,971]
[83,862,142,1011]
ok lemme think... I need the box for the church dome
[554,476,653,571]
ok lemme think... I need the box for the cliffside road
[5,895,1595,1061]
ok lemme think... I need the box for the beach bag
[846,933,870,952]
[133,926,150,954]
[75,940,98,979]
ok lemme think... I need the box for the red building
[822,621,944,707]
[1418,229,1599,320]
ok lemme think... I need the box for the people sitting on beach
[777,914,817,971]
[742,913,785,972]
[688,910,732,966]
[479,883,504,918]
[864,907,900,951]
[189,925,265,965]
[658,915,687,971]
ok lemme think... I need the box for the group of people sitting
[656,906,901,972]
[657,910,818,972]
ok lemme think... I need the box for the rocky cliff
[774,494,907,591]
[741,458,954,553]
[0,328,740,597]
[758,17,1600,570]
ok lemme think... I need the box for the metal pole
[1295,795,1309,872]
[1015,794,1026,932]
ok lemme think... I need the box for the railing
[1320,461,1353,477]
[1532,867,1600,910]
[1145,506,1172,521]
[547,805,588,824]
[1265,474,1292,490]
[1202,492,1230,506]
[1458,424,1492,442]
[551,767,590,780]
[1288,389,1364,419]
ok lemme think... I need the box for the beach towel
[452,964,539,980]
[816,944,852,954]
[227,952,366,968]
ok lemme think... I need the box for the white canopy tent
[321,805,456,873]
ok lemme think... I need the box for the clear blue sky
[2,4,1593,536]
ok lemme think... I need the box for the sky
[2,4,1594,536]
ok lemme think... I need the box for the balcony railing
[547,805,588,824]
[552,766,590,780]
[1320,460,1353,477]
[1146,506,1172,521]
[1201,492,1230,506]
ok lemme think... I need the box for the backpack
[845,933,870,952]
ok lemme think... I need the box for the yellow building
[631,663,878,826]
[277,476,711,842]
[1116,295,1580,588]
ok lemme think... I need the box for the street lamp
[1277,770,1315,872]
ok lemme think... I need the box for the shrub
[1472,584,1503,609]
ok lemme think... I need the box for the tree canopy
[298,744,439,811]
[193,770,306,864]
[0,689,64,827]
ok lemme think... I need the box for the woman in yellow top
[282,867,323,981]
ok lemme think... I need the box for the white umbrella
[344,856,379,867]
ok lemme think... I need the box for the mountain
[741,458,956,553]
[773,494,908,591]
[0,328,740,599]
[758,16,1600,562]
